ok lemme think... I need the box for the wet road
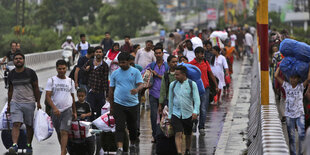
[0,58,249,155]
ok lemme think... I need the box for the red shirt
[189,58,211,88]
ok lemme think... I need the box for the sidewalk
[215,57,252,155]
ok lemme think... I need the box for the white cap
[66,35,72,40]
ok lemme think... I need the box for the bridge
[0,35,289,154]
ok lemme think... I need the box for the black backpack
[69,65,77,80]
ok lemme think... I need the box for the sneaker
[185,149,191,155]
[129,145,137,155]
[116,148,123,155]
[199,129,206,136]
[8,144,18,154]
[25,144,32,155]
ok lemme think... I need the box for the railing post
[257,0,269,105]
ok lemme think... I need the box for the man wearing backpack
[76,34,91,57]
[168,65,200,155]
[82,46,109,121]
[189,47,218,136]
[142,45,169,143]
[45,60,77,155]
[158,55,178,113]
[73,47,95,91]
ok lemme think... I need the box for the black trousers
[113,103,139,143]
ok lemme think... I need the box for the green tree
[36,0,102,27]
[99,0,163,37]
[0,5,15,35]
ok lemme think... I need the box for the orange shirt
[225,46,235,57]
[189,58,212,88]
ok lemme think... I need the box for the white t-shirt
[45,76,76,112]
[230,34,237,47]
[211,55,228,89]
[282,82,305,118]
[183,49,195,62]
[135,48,156,69]
[245,33,253,47]
[75,41,90,51]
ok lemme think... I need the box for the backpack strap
[164,62,169,72]
[171,81,178,100]
[171,79,194,107]
[150,62,156,70]
[164,72,170,97]
[188,79,194,107]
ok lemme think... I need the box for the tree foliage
[99,0,162,37]
[36,0,102,27]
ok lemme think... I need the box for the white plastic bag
[92,112,115,132]
[190,37,203,50]
[210,37,225,49]
[160,106,174,138]
[34,109,54,142]
[210,31,228,41]
[101,101,110,115]
[0,103,12,130]
[69,121,92,139]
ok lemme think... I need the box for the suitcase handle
[107,114,112,128]
[5,111,10,131]
[71,119,85,141]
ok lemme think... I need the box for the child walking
[275,66,310,155]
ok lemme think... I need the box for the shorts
[171,115,193,135]
[51,108,73,133]
[10,102,35,126]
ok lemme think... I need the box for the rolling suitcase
[99,115,129,153]
[67,120,95,155]
[155,126,178,155]
[1,112,27,153]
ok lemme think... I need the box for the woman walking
[210,46,229,104]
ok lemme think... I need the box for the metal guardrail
[247,36,289,155]
[1,35,159,72]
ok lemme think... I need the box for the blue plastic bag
[280,57,309,81]
[280,38,310,62]
[279,39,298,57]
[178,62,205,95]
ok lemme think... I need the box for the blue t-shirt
[110,67,143,107]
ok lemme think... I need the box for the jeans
[149,95,159,138]
[87,91,106,121]
[198,88,210,129]
[244,46,253,62]
[286,115,305,155]
[113,103,139,142]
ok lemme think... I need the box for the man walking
[244,29,254,61]
[109,52,144,155]
[1,41,18,89]
[158,55,178,113]
[82,46,109,120]
[189,47,218,136]
[45,60,77,155]
[76,34,90,57]
[168,65,200,155]
[135,40,155,69]
[101,32,114,54]
[74,47,95,91]
[142,45,169,143]
[7,53,41,154]
[121,36,133,53]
